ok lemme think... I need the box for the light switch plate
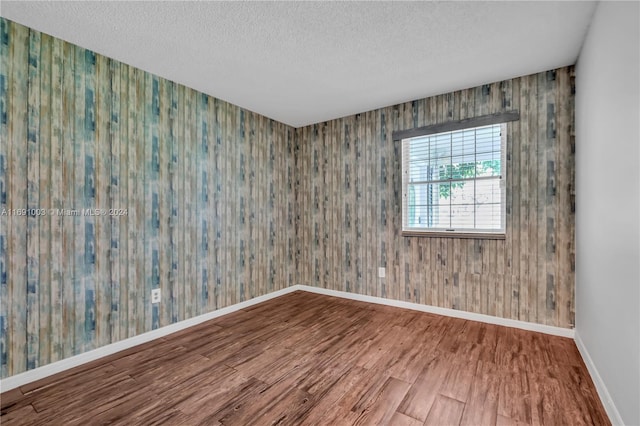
[378,267,386,278]
[151,288,161,304]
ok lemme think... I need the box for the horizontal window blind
[401,123,506,235]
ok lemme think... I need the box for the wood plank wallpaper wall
[293,66,575,329]
[0,18,296,378]
[1,17,576,380]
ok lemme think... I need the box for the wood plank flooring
[0,291,609,425]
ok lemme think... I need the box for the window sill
[401,231,506,240]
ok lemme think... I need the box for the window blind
[401,123,506,235]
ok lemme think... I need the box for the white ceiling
[1,1,596,128]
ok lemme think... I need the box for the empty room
[0,1,638,425]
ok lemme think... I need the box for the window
[396,112,517,238]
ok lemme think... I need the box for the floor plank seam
[0,292,610,426]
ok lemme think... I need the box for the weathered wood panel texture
[0,18,296,378]
[1,16,575,379]
[293,67,575,329]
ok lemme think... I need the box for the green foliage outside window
[437,160,501,198]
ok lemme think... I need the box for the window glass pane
[476,202,502,229]
[431,155,451,179]
[409,137,429,159]
[409,159,429,182]
[448,179,473,205]
[432,134,451,158]
[402,122,505,233]
[438,163,452,180]
[412,203,451,229]
[434,181,452,205]
[430,204,451,229]
[449,176,476,229]
[476,159,501,177]
[406,182,451,228]
[475,126,495,154]
[462,130,476,155]
[450,132,465,157]
[475,178,502,205]
[450,204,475,228]
[450,155,476,180]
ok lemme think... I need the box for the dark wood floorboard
[1,291,610,425]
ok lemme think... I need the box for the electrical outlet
[378,267,386,278]
[151,288,161,304]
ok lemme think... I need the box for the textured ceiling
[1,1,596,127]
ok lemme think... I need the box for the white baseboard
[292,284,575,338]
[574,331,623,425]
[0,283,577,394]
[0,286,298,393]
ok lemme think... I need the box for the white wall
[575,1,640,425]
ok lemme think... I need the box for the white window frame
[393,112,519,239]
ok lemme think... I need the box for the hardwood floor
[1,291,609,425]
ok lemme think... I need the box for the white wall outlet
[378,267,386,278]
[151,288,161,304]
